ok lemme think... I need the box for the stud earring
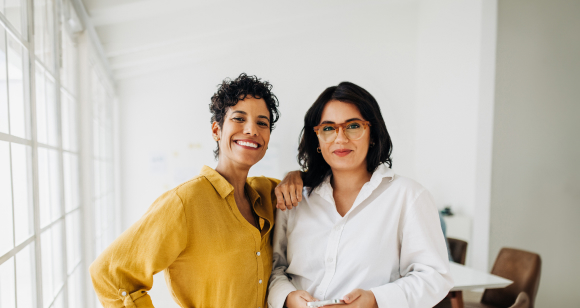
[317,147,321,153]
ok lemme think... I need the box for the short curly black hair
[210,73,280,159]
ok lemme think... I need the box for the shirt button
[256,251,261,256]
[259,279,263,284]
[122,291,127,296]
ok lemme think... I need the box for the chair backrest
[447,237,468,265]
[481,248,542,308]
[509,292,530,308]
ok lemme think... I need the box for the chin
[236,154,265,168]
[328,158,365,171]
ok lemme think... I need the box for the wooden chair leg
[449,291,464,308]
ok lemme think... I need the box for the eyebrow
[231,110,271,122]
[320,117,363,124]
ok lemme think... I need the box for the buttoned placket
[315,216,348,299]
[250,198,266,308]
[312,174,393,300]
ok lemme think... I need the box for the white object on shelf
[443,214,472,243]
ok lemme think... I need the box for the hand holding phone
[306,299,345,307]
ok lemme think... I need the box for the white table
[450,262,512,291]
[446,262,513,308]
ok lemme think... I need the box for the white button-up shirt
[267,164,453,308]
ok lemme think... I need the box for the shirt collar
[313,163,395,198]
[201,165,233,199]
[200,165,260,203]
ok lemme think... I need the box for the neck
[330,164,372,193]
[215,158,250,197]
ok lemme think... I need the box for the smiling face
[212,96,271,169]
[317,100,371,172]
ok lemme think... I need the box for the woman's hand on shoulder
[275,171,303,211]
[285,290,317,308]
[327,289,377,308]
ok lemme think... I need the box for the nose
[243,121,259,136]
[334,127,348,144]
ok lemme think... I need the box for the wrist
[284,291,296,307]
[367,290,379,308]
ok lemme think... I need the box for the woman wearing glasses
[268,82,453,308]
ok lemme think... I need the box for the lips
[333,149,352,157]
[234,139,261,150]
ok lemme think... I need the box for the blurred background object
[0,0,577,307]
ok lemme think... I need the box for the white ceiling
[81,0,414,80]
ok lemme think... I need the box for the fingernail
[344,296,350,301]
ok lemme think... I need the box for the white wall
[414,0,497,270]
[117,1,496,305]
[490,0,580,306]
[118,0,423,225]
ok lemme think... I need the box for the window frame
[0,0,119,307]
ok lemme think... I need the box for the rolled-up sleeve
[370,189,454,308]
[267,208,297,308]
[89,190,188,308]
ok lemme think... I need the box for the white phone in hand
[306,299,345,307]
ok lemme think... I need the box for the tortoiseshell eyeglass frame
[313,120,371,142]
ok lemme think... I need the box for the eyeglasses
[313,120,371,143]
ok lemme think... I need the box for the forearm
[268,267,298,308]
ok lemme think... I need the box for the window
[0,1,118,307]
[90,64,117,259]
[0,2,37,307]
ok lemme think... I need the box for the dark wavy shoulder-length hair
[209,73,280,159]
[298,81,393,193]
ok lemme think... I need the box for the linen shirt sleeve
[370,189,454,308]
[267,208,298,308]
[89,190,188,308]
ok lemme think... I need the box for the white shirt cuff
[268,279,297,308]
[370,283,409,308]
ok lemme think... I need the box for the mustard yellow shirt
[89,166,280,308]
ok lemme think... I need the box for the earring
[214,136,220,141]
[370,141,375,147]
[317,147,321,153]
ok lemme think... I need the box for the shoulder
[174,174,212,192]
[248,176,280,192]
[387,175,430,203]
[390,175,425,191]
[173,174,219,203]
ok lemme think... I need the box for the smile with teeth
[235,140,260,148]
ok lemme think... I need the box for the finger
[301,292,318,302]
[282,188,294,210]
[296,184,303,202]
[288,185,298,207]
[274,187,287,211]
[343,289,362,304]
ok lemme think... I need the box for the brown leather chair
[448,237,468,265]
[436,292,530,308]
[464,248,541,308]
[509,292,530,308]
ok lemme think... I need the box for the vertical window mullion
[54,1,70,307]
[3,28,11,136]
[25,0,46,306]
[9,138,17,308]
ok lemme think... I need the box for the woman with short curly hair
[90,73,298,308]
